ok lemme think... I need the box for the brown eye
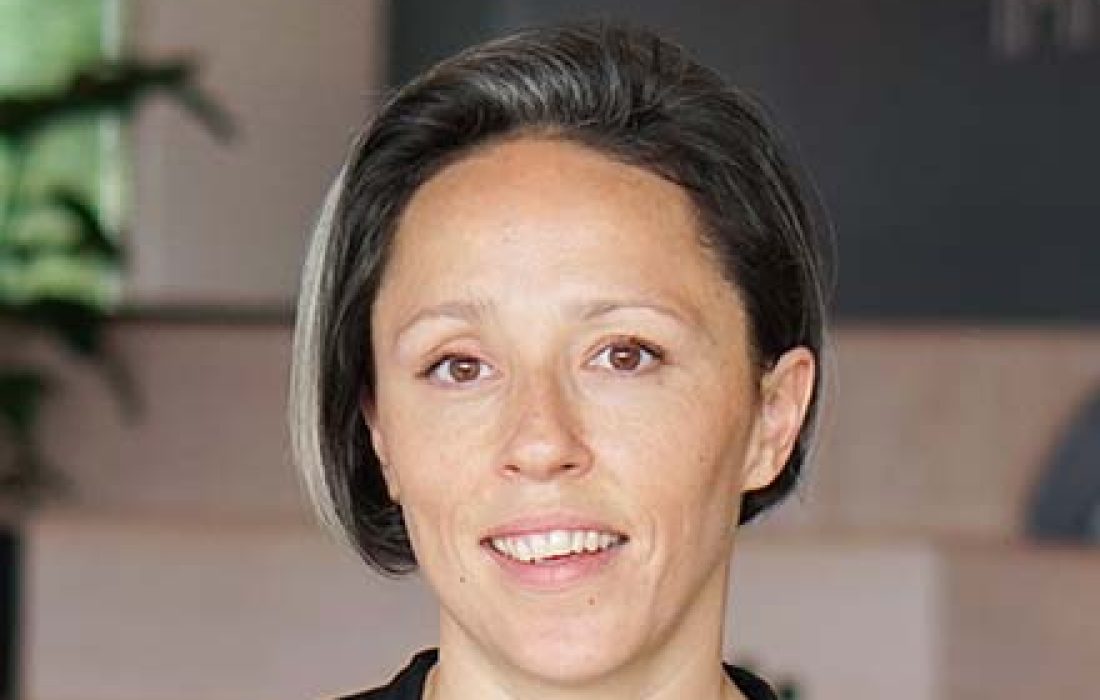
[593,339,662,373]
[426,355,491,384]
[609,343,642,371]
[448,357,482,382]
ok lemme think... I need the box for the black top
[340,649,777,699]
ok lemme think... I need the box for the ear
[360,392,400,502]
[742,346,817,492]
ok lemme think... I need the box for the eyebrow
[394,297,696,342]
[395,300,494,339]
[574,298,694,325]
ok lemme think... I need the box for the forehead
[403,138,696,245]
[376,137,744,331]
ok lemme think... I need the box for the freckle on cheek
[459,576,467,584]
[587,596,596,606]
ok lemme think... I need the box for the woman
[291,21,828,700]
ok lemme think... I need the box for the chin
[505,641,628,686]
[486,606,645,686]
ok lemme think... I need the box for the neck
[425,563,745,700]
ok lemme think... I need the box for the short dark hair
[291,21,831,575]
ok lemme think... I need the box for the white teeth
[548,530,570,550]
[490,529,624,563]
[584,530,600,552]
[514,538,533,562]
[571,531,585,553]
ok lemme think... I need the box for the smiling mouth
[485,529,628,564]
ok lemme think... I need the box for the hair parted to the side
[290,21,831,575]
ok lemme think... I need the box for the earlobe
[743,346,817,492]
[360,393,400,502]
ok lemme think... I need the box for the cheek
[376,392,493,510]
[589,373,753,479]
[584,384,753,547]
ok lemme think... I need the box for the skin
[364,137,815,700]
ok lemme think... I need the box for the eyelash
[418,337,666,386]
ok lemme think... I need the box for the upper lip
[481,512,628,542]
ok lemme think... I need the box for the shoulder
[333,649,438,700]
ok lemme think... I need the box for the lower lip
[483,542,624,591]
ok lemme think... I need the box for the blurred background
[1,1,1098,698]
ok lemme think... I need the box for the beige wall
[129,0,385,309]
[943,544,1100,698]
[34,322,301,520]
[25,514,437,700]
[729,537,942,700]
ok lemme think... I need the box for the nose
[497,372,593,481]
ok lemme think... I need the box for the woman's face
[366,138,812,687]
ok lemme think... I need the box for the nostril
[502,459,584,477]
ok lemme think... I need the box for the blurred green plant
[0,57,233,509]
